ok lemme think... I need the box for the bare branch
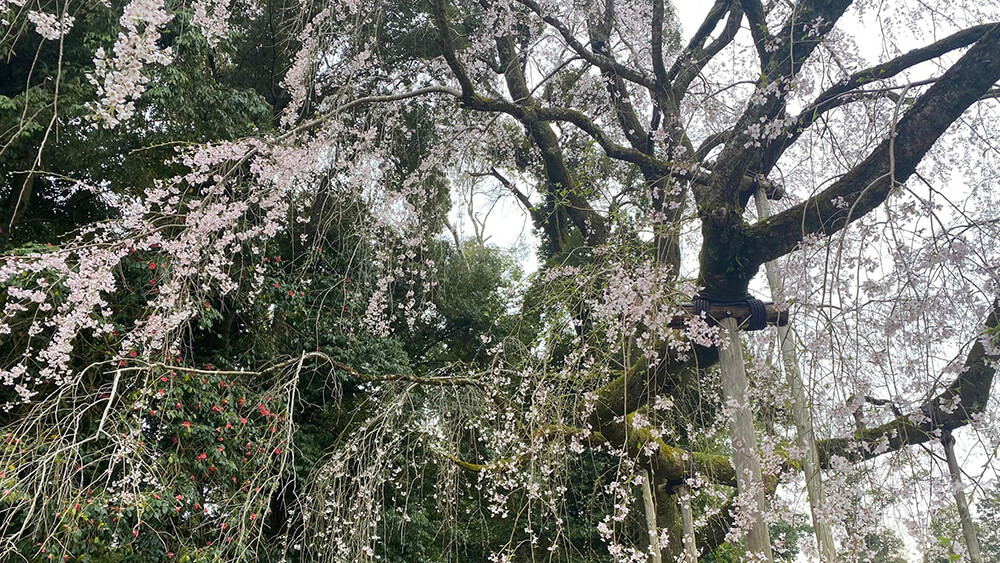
[746,27,1000,267]
[671,2,744,101]
[760,23,998,173]
[664,0,730,84]
[513,0,657,93]
[651,0,669,87]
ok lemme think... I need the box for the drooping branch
[136,352,494,392]
[442,420,740,488]
[817,298,1000,466]
[746,27,1000,267]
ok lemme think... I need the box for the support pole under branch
[678,484,698,563]
[943,431,984,563]
[640,469,662,563]
[754,186,837,561]
[718,316,774,562]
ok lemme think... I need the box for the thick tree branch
[588,2,649,152]
[760,23,998,173]
[671,2,744,102]
[817,298,1000,466]
[493,33,610,249]
[432,0,609,250]
[611,416,738,488]
[664,0,729,85]
[431,0,477,97]
[698,0,853,210]
[746,27,1000,267]
[762,0,852,86]
[588,345,719,432]
[740,0,770,67]
[651,0,669,87]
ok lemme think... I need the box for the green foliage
[0,0,277,249]
[863,528,908,563]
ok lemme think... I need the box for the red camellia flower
[182,421,191,428]
[148,262,156,270]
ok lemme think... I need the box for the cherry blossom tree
[1,0,999,560]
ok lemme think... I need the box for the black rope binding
[692,295,711,318]
[745,296,767,331]
[691,293,769,331]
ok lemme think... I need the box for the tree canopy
[1,0,999,561]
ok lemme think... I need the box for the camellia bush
[1,0,999,561]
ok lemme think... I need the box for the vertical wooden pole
[678,484,698,562]
[755,188,837,561]
[943,432,983,563]
[719,316,773,561]
[640,469,662,563]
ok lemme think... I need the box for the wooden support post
[640,469,662,563]
[943,431,984,563]
[755,187,837,561]
[678,484,698,563]
[719,316,774,561]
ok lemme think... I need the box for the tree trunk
[718,316,773,561]
[754,188,837,561]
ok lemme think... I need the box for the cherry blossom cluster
[87,0,175,128]
[190,0,231,47]
[27,9,74,40]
